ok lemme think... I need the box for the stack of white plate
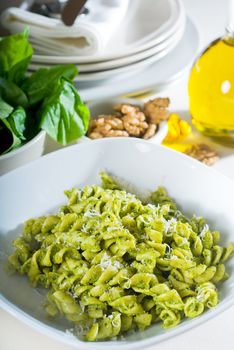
[29,0,186,82]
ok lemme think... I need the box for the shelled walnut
[185,144,219,166]
[116,104,148,136]
[144,98,170,124]
[87,98,169,140]
[143,123,158,139]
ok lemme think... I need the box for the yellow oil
[188,35,234,141]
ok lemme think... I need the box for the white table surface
[1,0,234,349]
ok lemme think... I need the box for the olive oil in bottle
[188,3,234,142]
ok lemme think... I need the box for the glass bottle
[188,0,234,143]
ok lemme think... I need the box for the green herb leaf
[21,64,78,106]
[5,107,27,140]
[0,104,27,154]
[0,30,33,84]
[39,77,90,145]
[0,120,21,154]
[0,78,28,108]
[0,122,14,155]
[0,98,14,119]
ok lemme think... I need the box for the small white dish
[0,131,46,176]
[86,98,168,144]
[0,138,233,349]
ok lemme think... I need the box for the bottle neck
[226,0,234,36]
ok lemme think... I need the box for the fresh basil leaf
[0,122,14,155]
[0,30,33,84]
[21,64,78,106]
[39,77,90,145]
[0,78,28,108]
[0,101,27,153]
[0,98,14,119]
[0,119,22,154]
[0,119,21,154]
[5,107,27,140]
[76,101,90,132]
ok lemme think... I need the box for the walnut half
[144,98,170,124]
[185,144,219,166]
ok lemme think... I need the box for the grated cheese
[199,224,210,238]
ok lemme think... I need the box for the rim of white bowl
[0,130,46,160]
[0,138,234,349]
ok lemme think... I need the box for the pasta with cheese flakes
[8,172,234,341]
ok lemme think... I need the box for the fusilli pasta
[8,172,234,341]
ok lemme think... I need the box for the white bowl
[0,138,233,349]
[86,98,168,144]
[0,131,46,176]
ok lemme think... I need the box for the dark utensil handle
[61,0,87,26]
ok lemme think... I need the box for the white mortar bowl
[0,131,46,176]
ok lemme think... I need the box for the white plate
[31,0,185,64]
[28,20,185,73]
[29,39,179,82]
[28,29,182,80]
[70,29,184,81]
[28,24,185,73]
[0,138,234,349]
[77,17,199,100]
